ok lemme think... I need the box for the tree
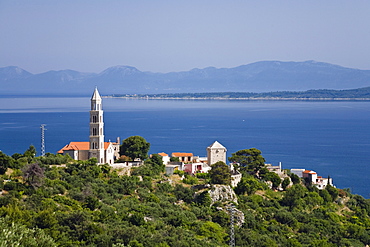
[263,172,281,189]
[325,185,339,202]
[24,145,37,158]
[119,136,150,161]
[0,151,14,175]
[281,184,307,208]
[22,163,44,189]
[282,177,291,190]
[145,153,165,175]
[0,217,57,247]
[234,176,266,195]
[208,161,231,185]
[228,148,266,176]
[289,173,301,185]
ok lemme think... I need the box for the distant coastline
[105,87,370,101]
[104,96,370,101]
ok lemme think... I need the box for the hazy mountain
[0,66,33,81]
[1,61,370,96]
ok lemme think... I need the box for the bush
[196,173,209,179]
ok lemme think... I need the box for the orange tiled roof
[172,152,193,157]
[303,170,316,174]
[158,152,169,157]
[104,142,111,149]
[58,141,111,153]
[58,142,89,153]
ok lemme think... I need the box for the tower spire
[89,87,105,163]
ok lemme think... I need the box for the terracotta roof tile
[172,152,193,157]
[58,141,112,153]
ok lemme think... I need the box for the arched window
[100,128,102,135]
[93,128,97,136]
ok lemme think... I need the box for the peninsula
[107,86,370,101]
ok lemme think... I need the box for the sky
[1,0,370,74]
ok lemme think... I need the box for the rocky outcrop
[208,184,238,205]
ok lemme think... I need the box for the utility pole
[40,124,46,156]
[228,204,236,247]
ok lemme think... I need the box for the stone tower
[207,141,227,165]
[89,87,105,164]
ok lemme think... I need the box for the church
[58,88,120,164]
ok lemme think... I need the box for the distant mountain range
[1,61,370,96]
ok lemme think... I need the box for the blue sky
[1,0,370,73]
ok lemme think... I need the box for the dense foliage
[119,136,150,161]
[0,147,369,246]
[228,148,266,176]
[208,161,231,185]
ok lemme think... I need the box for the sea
[0,97,369,198]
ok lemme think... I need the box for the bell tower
[89,87,105,163]
[207,141,227,165]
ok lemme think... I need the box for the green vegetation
[208,161,231,185]
[119,136,150,161]
[228,148,266,176]
[111,87,370,100]
[0,144,369,246]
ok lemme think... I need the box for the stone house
[171,152,194,163]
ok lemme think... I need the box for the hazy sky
[1,0,370,74]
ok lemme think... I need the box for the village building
[266,162,283,174]
[207,141,227,165]
[290,168,306,177]
[290,169,334,190]
[158,152,170,165]
[171,152,194,163]
[58,88,120,164]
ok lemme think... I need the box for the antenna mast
[40,124,47,156]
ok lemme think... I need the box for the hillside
[0,147,369,246]
[1,61,370,96]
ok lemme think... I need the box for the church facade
[58,88,120,164]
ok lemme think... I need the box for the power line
[40,124,47,156]
[228,204,236,247]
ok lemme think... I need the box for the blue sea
[0,97,369,198]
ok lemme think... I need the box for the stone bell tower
[89,87,105,164]
[207,141,227,165]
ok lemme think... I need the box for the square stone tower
[207,141,227,165]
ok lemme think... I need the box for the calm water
[0,97,369,198]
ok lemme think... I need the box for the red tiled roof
[58,141,111,153]
[158,152,169,157]
[104,142,111,149]
[303,170,317,174]
[172,152,193,157]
